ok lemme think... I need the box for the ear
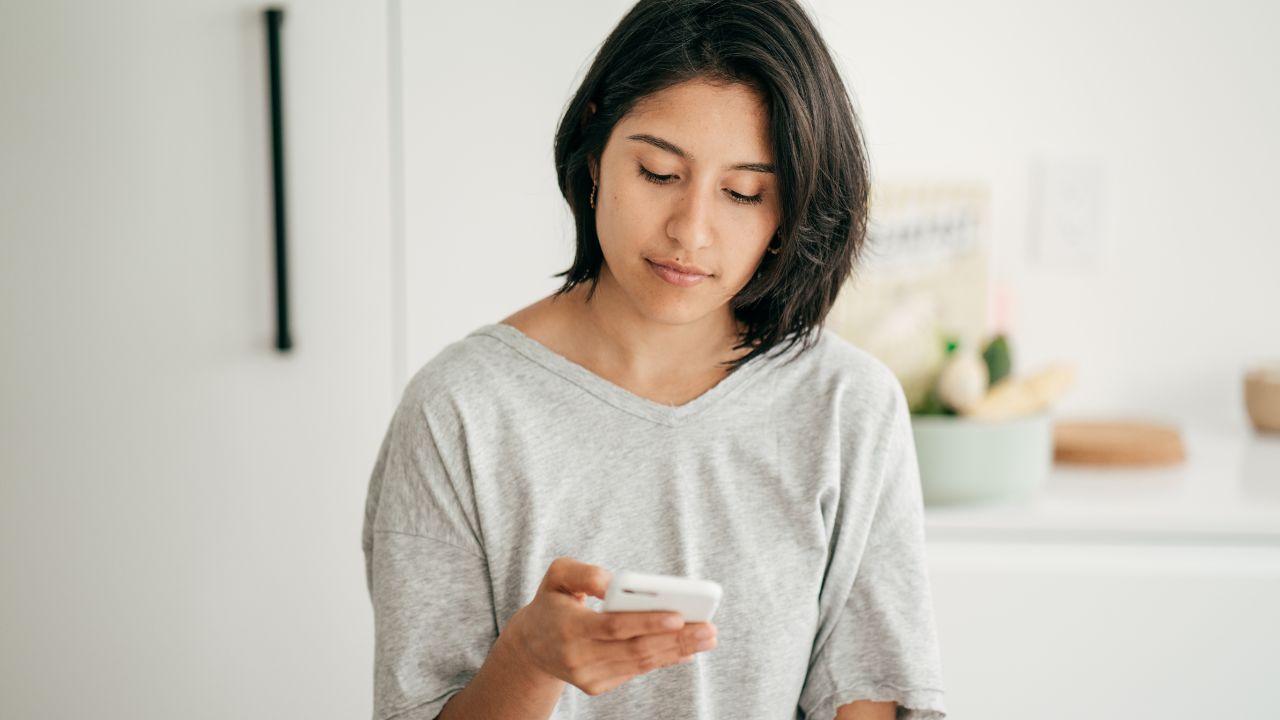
[585,102,600,184]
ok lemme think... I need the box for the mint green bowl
[910,412,1054,506]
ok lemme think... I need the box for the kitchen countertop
[923,423,1280,545]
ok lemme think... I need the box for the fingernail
[677,655,695,664]
[693,627,713,640]
[664,616,683,630]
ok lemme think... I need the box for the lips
[647,259,711,276]
[647,259,710,288]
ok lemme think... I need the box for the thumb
[549,557,612,601]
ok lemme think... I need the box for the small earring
[767,237,781,255]
[590,181,598,210]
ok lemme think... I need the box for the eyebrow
[626,133,775,174]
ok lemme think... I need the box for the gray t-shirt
[362,322,946,720]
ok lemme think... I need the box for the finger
[586,610,686,640]
[545,557,612,600]
[590,629,679,666]
[569,627,716,693]
[621,623,716,660]
[589,631,715,680]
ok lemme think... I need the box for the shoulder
[397,324,530,415]
[783,327,909,426]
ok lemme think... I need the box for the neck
[564,264,747,387]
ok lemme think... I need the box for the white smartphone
[601,570,723,623]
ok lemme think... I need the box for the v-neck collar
[470,322,779,427]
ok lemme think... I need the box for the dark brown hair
[552,0,870,370]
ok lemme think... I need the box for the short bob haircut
[552,0,870,371]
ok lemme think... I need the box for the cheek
[729,215,780,273]
[597,185,662,249]
[732,212,778,253]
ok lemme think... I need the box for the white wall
[1,2,393,717]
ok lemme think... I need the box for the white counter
[924,425,1280,545]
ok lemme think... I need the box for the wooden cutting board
[1054,420,1186,466]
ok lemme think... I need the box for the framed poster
[827,181,990,411]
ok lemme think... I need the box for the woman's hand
[508,556,718,697]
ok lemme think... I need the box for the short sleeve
[362,393,498,720]
[798,384,947,720]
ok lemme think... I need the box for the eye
[637,164,676,184]
[638,163,765,206]
[727,189,764,206]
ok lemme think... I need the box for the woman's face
[591,78,781,328]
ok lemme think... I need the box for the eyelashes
[636,164,764,206]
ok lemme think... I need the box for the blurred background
[2,0,1278,718]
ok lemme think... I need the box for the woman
[362,1,946,718]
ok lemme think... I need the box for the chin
[632,286,717,327]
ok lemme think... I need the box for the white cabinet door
[928,542,1280,719]
[1,2,391,717]
[396,0,636,374]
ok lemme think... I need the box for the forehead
[615,78,772,160]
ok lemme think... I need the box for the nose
[664,184,715,252]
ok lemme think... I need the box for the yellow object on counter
[967,363,1076,421]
